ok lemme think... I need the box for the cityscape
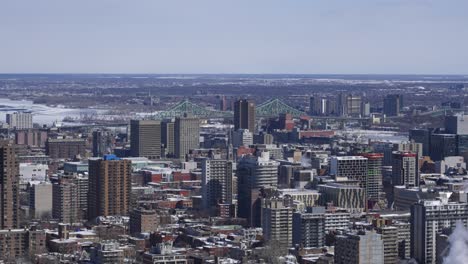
[1,1,468,264]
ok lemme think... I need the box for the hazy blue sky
[1,0,467,74]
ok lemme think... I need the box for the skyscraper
[411,194,468,264]
[360,153,383,201]
[261,197,294,248]
[409,128,433,156]
[202,159,234,211]
[130,120,161,159]
[237,152,279,227]
[383,94,403,117]
[0,141,19,229]
[392,152,419,187]
[52,178,79,224]
[88,155,131,221]
[174,114,200,160]
[293,211,325,248]
[161,120,175,157]
[445,114,468,135]
[346,95,362,117]
[430,134,457,161]
[92,130,114,157]
[234,99,255,133]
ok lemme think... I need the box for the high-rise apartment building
[360,153,383,201]
[234,99,255,133]
[161,120,175,157]
[392,152,419,187]
[335,230,384,264]
[0,141,20,229]
[174,114,200,160]
[377,226,398,264]
[88,155,131,221]
[237,152,279,227]
[293,212,325,248]
[52,178,79,224]
[202,159,235,210]
[6,111,33,130]
[261,197,293,247]
[410,194,468,264]
[130,120,161,159]
[383,94,403,117]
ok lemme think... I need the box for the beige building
[174,114,200,159]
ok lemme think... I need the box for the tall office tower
[330,155,368,187]
[237,152,279,227]
[335,231,384,264]
[6,111,33,130]
[234,99,255,133]
[0,141,19,229]
[261,197,294,248]
[202,159,235,211]
[383,94,403,117]
[161,120,175,157]
[361,101,371,117]
[293,212,325,248]
[174,114,200,160]
[29,181,53,219]
[359,153,383,201]
[46,138,87,159]
[92,130,114,157]
[457,134,468,160]
[430,134,457,161]
[445,114,468,135]
[326,99,337,116]
[88,155,131,221]
[219,96,228,111]
[130,120,161,159]
[309,96,323,116]
[52,178,79,224]
[377,226,398,264]
[411,194,468,264]
[409,128,433,156]
[336,93,347,117]
[346,95,362,117]
[232,129,253,147]
[392,152,419,187]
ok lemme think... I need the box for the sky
[1,0,467,74]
